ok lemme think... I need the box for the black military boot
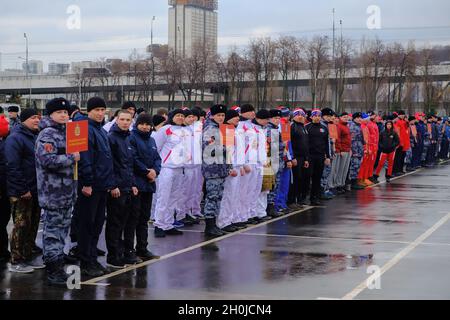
[47,260,69,287]
[267,204,282,218]
[204,218,225,238]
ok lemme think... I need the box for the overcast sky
[1,0,449,70]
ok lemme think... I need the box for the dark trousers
[9,197,40,264]
[124,192,153,253]
[69,198,79,243]
[439,139,449,159]
[106,192,136,259]
[76,190,107,265]
[0,187,11,257]
[393,149,406,174]
[426,143,437,165]
[411,144,423,169]
[288,157,309,204]
[307,157,326,201]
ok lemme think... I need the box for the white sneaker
[9,263,34,274]
[26,259,46,270]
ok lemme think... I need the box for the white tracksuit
[152,124,189,231]
[218,124,245,228]
[250,122,269,219]
[176,122,204,220]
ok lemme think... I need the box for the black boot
[266,204,282,218]
[46,260,68,287]
[204,218,225,238]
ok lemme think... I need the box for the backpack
[0,115,9,138]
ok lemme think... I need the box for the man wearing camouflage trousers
[35,98,79,286]
[202,104,235,238]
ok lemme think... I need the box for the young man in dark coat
[6,109,44,273]
[305,109,331,206]
[373,120,400,183]
[0,111,10,263]
[128,113,161,261]
[106,110,140,269]
[76,97,114,277]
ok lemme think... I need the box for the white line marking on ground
[81,207,314,285]
[342,212,450,300]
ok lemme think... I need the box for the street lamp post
[150,16,156,112]
[24,33,32,108]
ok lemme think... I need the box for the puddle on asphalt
[259,250,374,280]
[338,216,418,224]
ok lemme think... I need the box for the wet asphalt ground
[1,161,450,300]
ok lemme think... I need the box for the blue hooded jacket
[5,124,38,197]
[108,124,136,192]
[78,118,114,192]
[129,127,162,193]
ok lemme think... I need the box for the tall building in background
[168,0,218,58]
[48,63,70,75]
[23,60,43,74]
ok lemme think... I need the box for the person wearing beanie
[34,98,79,284]
[304,109,330,206]
[217,108,244,233]
[75,96,114,277]
[5,107,42,273]
[128,113,161,261]
[274,107,294,213]
[348,112,365,190]
[288,108,309,207]
[152,108,189,238]
[406,116,419,171]
[0,110,10,264]
[105,110,142,268]
[266,109,286,218]
[7,106,21,131]
[240,104,255,121]
[202,104,235,238]
[320,108,337,200]
[373,121,400,184]
[333,112,352,194]
[249,109,273,223]
[175,108,203,228]
[360,110,380,185]
[392,110,411,175]
[355,113,373,187]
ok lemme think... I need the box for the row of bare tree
[70,37,450,114]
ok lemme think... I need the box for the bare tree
[305,36,331,107]
[226,47,247,105]
[335,37,353,113]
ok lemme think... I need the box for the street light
[150,16,156,112]
[24,33,32,107]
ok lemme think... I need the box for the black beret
[225,110,240,123]
[256,109,271,120]
[339,112,349,117]
[8,106,19,113]
[240,104,255,114]
[352,112,363,120]
[397,110,406,116]
[45,98,70,116]
[87,97,107,112]
[211,104,227,116]
[122,101,136,111]
[191,108,201,119]
[136,107,146,115]
[183,108,193,117]
[321,108,334,116]
[408,116,417,122]
[152,115,166,127]
[169,109,184,118]
[136,113,153,126]
[270,109,282,118]
[20,108,38,123]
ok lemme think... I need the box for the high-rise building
[23,60,44,74]
[168,0,218,58]
[48,63,70,75]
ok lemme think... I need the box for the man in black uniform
[305,109,331,206]
[288,108,310,208]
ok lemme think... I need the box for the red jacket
[367,121,380,152]
[394,119,411,151]
[336,121,351,153]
